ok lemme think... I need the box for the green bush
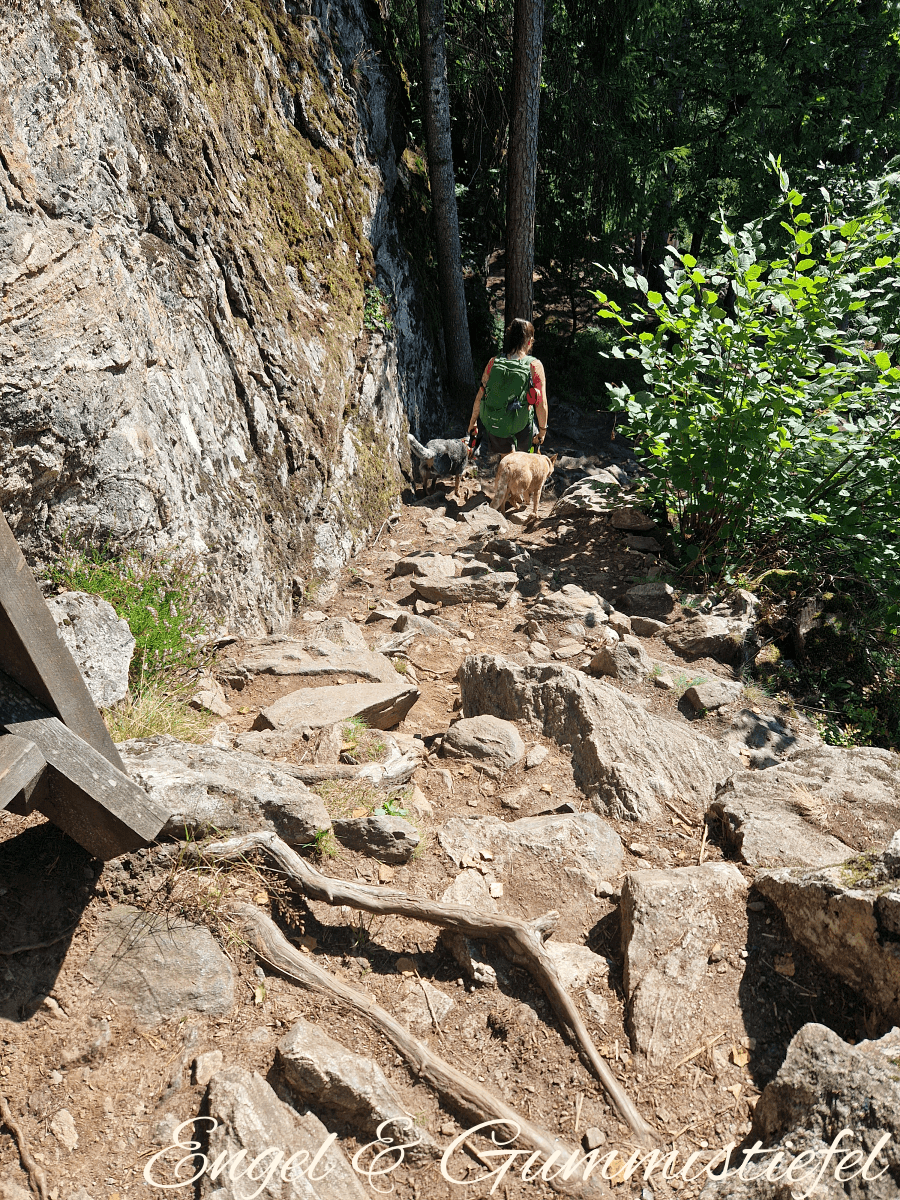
[596,156,900,615]
[46,541,213,684]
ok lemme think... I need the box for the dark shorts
[478,418,535,455]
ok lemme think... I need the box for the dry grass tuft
[105,685,214,743]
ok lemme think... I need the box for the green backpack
[480,355,535,439]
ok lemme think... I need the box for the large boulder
[201,1066,370,1199]
[46,591,134,708]
[755,835,900,1024]
[331,814,420,863]
[701,1024,900,1199]
[88,905,234,1024]
[621,864,747,1068]
[458,656,734,822]
[119,736,331,846]
[708,744,900,867]
[223,637,395,685]
[438,812,624,941]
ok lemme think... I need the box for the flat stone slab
[621,863,747,1067]
[233,637,395,683]
[88,905,234,1024]
[393,552,456,578]
[254,680,419,732]
[439,812,624,941]
[120,736,332,847]
[411,572,518,605]
[708,744,900,867]
[46,590,135,709]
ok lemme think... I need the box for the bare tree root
[232,903,606,1199]
[190,831,655,1147]
[0,1093,49,1200]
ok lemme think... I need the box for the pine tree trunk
[417,0,476,403]
[505,0,544,325]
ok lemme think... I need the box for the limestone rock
[254,680,419,732]
[331,815,420,863]
[683,679,744,711]
[589,634,652,682]
[0,0,445,632]
[621,863,747,1067]
[50,1108,78,1152]
[722,708,820,768]
[665,613,744,662]
[610,507,656,531]
[394,977,455,1032]
[88,905,234,1024]
[525,743,549,769]
[545,942,609,991]
[192,1050,223,1087]
[410,572,518,605]
[459,656,734,822]
[120,736,331,846]
[439,812,624,940]
[442,715,525,768]
[393,552,456,578]
[552,475,621,517]
[701,1024,900,1199]
[234,724,343,764]
[620,581,679,623]
[630,615,668,637]
[46,591,134,708]
[277,1018,438,1160]
[755,842,900,1023]
[202,1065,370,1199]
[708,744,900,867]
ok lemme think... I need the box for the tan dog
[491,451,558,515]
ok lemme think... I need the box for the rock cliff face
[0,0,442,630]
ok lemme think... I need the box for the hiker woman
[468,318,548,455]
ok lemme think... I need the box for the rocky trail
[1,448,900,1200]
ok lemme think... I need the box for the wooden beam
[0,511,124,770]
[0,671,170,859]
[0,734,46,811]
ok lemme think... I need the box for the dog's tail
[491,461,510,512]
[407,432,432,462]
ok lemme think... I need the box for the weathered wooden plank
[0,671,170,859]
[0,734,46,811]
[0,511,124,770]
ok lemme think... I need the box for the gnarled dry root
[190,830,655,1147]
[232,903,605,1198]
[0,1093,49,1200]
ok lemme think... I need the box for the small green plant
[342,716,367,751]
[393,658,409,675]
[305,827,339,859]
[373,796,408,818]
[673,672,708,695]
[363,284,393,332]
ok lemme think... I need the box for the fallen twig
[188,831,655,1146]
[0,1093,49,1200]
[231,904,604,1197]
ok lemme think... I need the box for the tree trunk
[505,0,545,325]
[417,0,476,402]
